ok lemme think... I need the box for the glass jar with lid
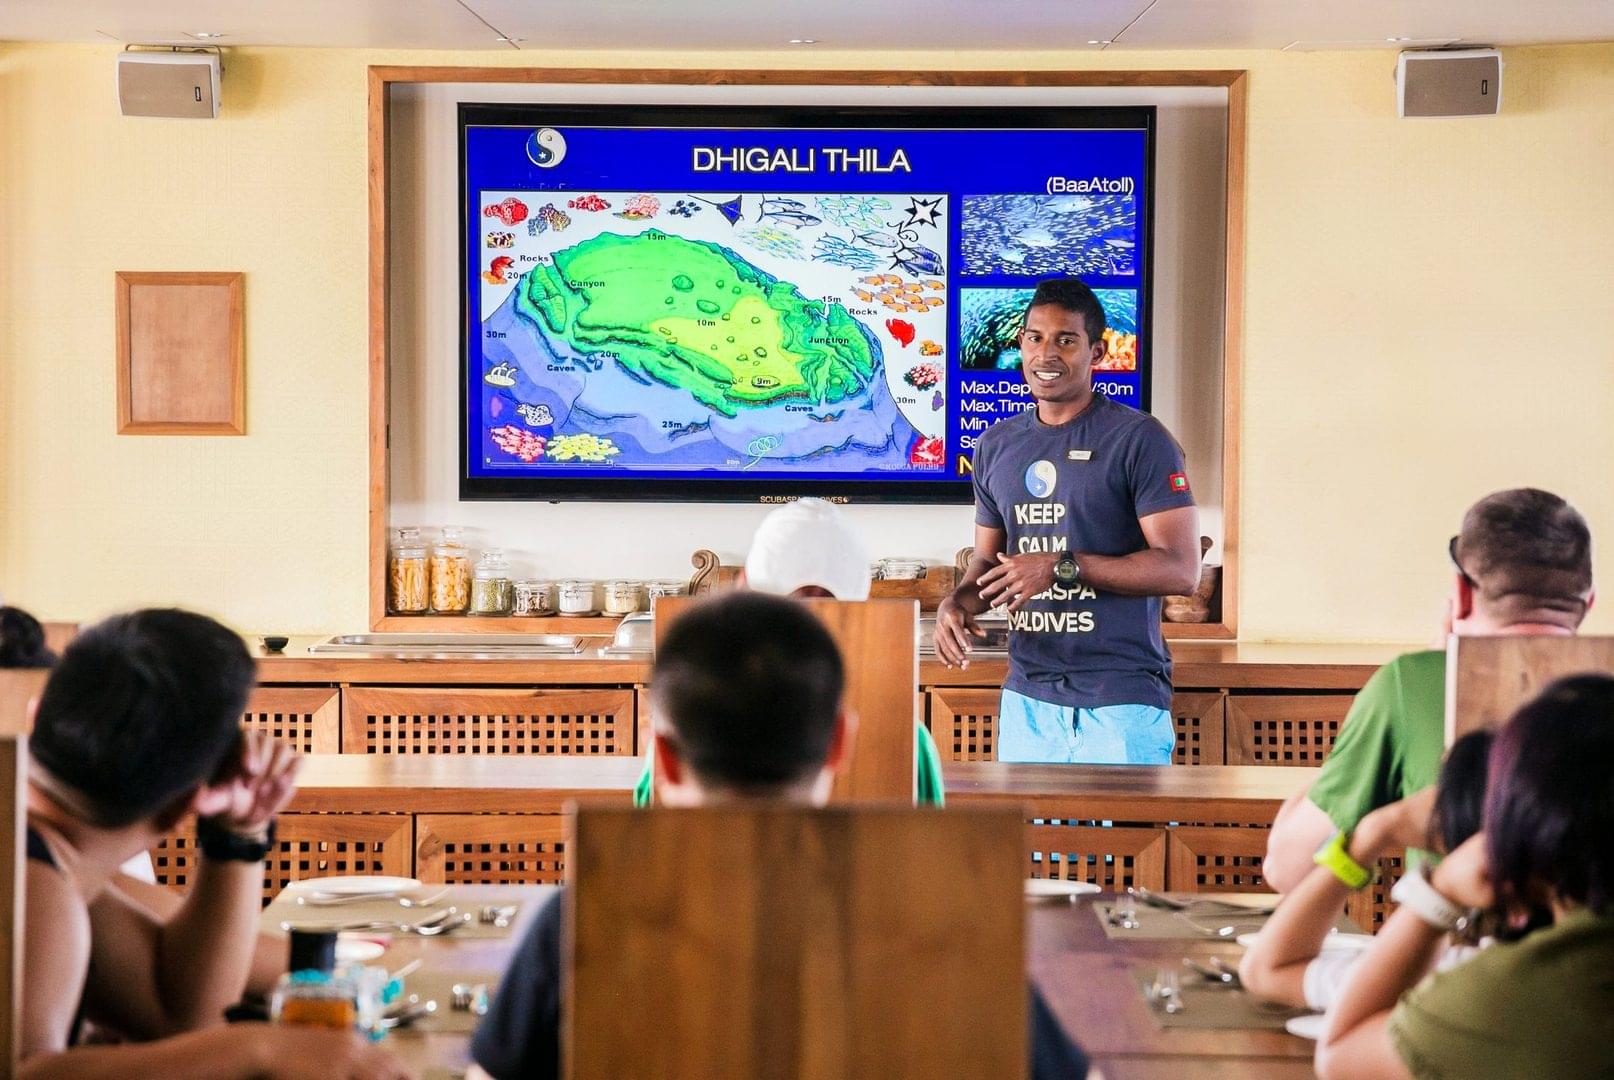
[388,527,428,614]
[429,527,471,613]
[470,550,514,616]
[513,579,556,617]
[603,579,644,616]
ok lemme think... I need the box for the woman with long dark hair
[1315,674,1614,1079]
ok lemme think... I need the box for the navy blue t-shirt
[972,395,1195,710]
[472,890,1088,1079]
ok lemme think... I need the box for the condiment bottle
[388,528,428,614]
[430,527,471,613]
[470,550,513,616]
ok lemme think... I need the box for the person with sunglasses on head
[935,277,1202,765]
[1263,488,1594,893]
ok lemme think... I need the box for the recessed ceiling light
[1087,39,1112,45]
[495,36,524,42]
[788,38,818,45]
[1387,36,1411,42]
[187,31,224,39]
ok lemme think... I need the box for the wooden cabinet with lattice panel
[416,815,568,885]
[243,687,339,754]
[1225,694,1353,766]
[341,688,635,756]
[926,688,999,761]
[153,814,412,905]
[1169,692,1225,765]
[1345,851,1406,934]
[1025,822,1166,891]
[1166,825,1272,893]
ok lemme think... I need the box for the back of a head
[744,498,871,601]
[1456,488,1593,622]
[1431,730,1494,854]
[31,609,254,828]
[1485,674,1614,917]
[652,592,844,792]
[1025,277,1106,345]
[0,606,57,669]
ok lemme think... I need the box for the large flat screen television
[460,103,1155,502]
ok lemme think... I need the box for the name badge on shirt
[1067,450,1093,461]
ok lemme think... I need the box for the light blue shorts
[998,689,1175,765]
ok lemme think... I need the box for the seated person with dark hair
[472,592,1087,1080]
[20,609,410,1080]
[0,605,58,668]
[1316,675,1614,1080]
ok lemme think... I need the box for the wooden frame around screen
[366,66,1247,638]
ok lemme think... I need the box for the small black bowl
[261,636,289,653]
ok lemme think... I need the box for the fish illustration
[996,245,1027,264]
[853,288,875,302]
[1015,227,1058,249]
[760,207,822,229]
[891,243,944,277]
[853,230,900,250]
[761,196,807,212]
[692,195,745,224]
[860,275,886,286]
[1103,237,1136,250]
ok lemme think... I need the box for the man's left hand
[191,729,302,837]
[976,552,1059,612]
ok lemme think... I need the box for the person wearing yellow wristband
[1240,732,1492,1011]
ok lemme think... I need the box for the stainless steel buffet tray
[309,633,583,659]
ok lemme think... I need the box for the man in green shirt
[634,498,945,807]
[1263,488,1594,892]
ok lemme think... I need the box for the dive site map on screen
[460,104,1153,501]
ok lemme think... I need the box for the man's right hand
[934,595,987,669]
[247,1025,415,1080]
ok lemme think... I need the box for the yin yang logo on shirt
[527,128,567,169]
[1024,460,1057,499]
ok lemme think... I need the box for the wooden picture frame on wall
[115,271,244,435]
[366,67,1247,638]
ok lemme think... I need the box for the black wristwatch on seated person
[196,816,277,862]
[1054,551,1081,585]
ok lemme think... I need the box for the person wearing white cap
[632,498,945,806]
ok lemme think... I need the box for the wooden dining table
[277,885,1318,1079]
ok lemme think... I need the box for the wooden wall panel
[341,687,634,755]
[115,271,243,434]
[1225,694,1352,766]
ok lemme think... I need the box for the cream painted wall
[3,41,1612,640]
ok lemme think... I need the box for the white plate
[1236,929,1375,951]
[1285,1013,1328,1040]
[293,876,421,896]
[336,937,386,963]
[1024,879,1101,899]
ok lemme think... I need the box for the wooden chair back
[0,671,47,738]
[0,679,30,1079]
[1445,635,1614,742]
[567,805,1026,1080]
[653,596,919,802]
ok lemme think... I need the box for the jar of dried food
[557,580,596,616]
[470,550,513,616]
[603,579,643,616]
[429,527,471,613]
[645,579,684,601]
[388,527,428,614]
[513,579,556,617]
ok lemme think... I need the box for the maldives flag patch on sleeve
[1168,472,1190,493]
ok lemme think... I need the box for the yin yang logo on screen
[527,128,567,169]
[1024,460,1057,499]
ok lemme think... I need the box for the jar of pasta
[388,528,428,614]
[603,579,643,616]
[429,527,471,613]
[470,550,513,616]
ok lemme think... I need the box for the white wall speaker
[1397,49,1502,118]
[117,51,221,118]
